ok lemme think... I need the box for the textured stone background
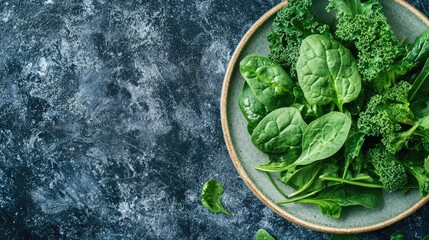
[0,0,428,239]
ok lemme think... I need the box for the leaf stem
[319,176,383,188]
[276,189,321,204]
[264,171,288,199]
[288,166,321,198]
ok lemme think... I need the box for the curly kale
[367,146,407,192]
[267,0,330,78]
[358,80,429,153]
[357,81,413,135]
[327,0,405,91]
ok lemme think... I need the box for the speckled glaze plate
[221,0,429,234]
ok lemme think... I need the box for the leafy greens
[236,0,429,218]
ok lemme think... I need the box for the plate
[221,0,429,234]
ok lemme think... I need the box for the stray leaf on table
[255,228,275,240]
[201,179,232,216]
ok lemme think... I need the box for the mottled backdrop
[0,0,428,239]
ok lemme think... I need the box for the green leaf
[299,198,343,218]
[296,34,362,111]
[330,234,359,240]
[255,229,275,240]
[343,131,365,177]
[291,87,318,122]
[424,156,429,173]
[342,186,382,209]
[405,28,429,69]
[201,179,232,216]
[389,232,404,240]
[238,83,268,134]
[409,58,429,103]
[240,54,295,111]
[423,235,429,240]
[252,107,307,153]
[294,112,351,167]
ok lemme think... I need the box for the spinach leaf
[291,87,318,122]
[409,58,429,102]
[240,54,295,111]
[410,58,429,116]
[296,34,362,111]
[343,131,365,177]
[343,185,382,209]
[406,28,429,69]
[293,111,351,167]
[255,229,275,240]
[301,199,343,218]
[252,107,307,153]
[389,232,404,240]
[201,179,232,216]
[330,235,359,240]
[238,82,268,133]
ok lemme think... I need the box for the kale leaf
[267,0,330,78]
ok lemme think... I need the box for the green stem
[337,103,343,113]
[350,175,373,182]
[342,162,350,179]
[400,36,407,46]
[288,166,321,198]
[320,176,383,188]
[276,189,322,204]
[264,171,288,199]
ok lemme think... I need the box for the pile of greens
[238,0,429,218]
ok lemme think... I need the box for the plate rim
[220,0,429,234]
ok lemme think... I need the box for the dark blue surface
[0,0,428,239]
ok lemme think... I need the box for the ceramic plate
[221,0,429,234]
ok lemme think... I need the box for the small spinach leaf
[201,179,232,216]
[343,131,365,177]
[238,82,268,133]
[405,28,429,69]
[296,34,362,111]
[330,234,359,240]
[409,58,429,103]
[389,232,404,240]
[291,87,318,122]
[252,107,307,153]
[255,229,275,240]
[240,54,295,111]
[299,199,342,218]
